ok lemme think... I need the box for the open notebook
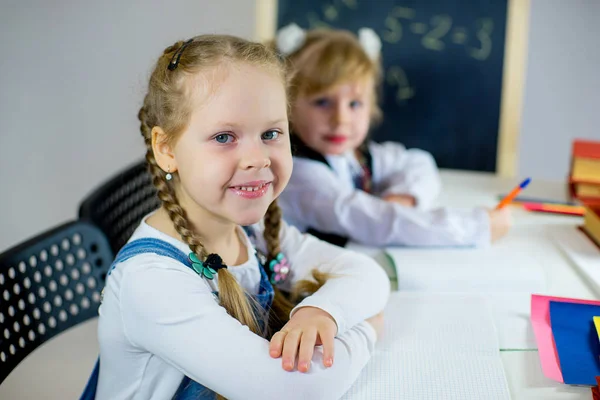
[383,242,547,350]
[342,293,511,400]
[385,245,546,294]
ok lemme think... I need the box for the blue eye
[262,130,280,141]
[313,98,331,108]
[350,100,362,108]
[214,133,234,144]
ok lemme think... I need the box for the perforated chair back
[0,221,113,384]
[79,160,160,254]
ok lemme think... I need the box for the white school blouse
[96,216,390,400]
[279,141,491,247]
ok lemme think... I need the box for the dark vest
[291,136,373,247]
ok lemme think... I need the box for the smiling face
[286,29,381,156]
[292,79,373,155]
[154,62,292,227]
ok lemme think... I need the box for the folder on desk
[531,295,600,385]
[549,301,600,385]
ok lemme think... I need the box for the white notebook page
[342,293,511,400]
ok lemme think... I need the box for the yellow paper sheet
[594,316,600,341]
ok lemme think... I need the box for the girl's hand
[382,194,416,207]
[269,306,337,373]
[488,207,512,242]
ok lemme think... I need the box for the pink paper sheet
[530,294,600,382]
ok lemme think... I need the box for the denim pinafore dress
[80,227,275,400]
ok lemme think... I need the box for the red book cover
[573,139,600,159]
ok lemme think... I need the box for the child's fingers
[269,330,287,358]
[319,330,335,368]
[297,329,317,373]
[281,329,302,371]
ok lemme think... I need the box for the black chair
[0,221,113,385]
[79,160,160,254]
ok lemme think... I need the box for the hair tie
[168,39,194,71]
[276,23,306,56]
[268,252,290,284]
[189,252,227,280]
[358,28,382,61]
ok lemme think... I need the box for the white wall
[3,0,600,252]
[519,0,600,180]
[0,0,257,251]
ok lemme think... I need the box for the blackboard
[278,0,509,172]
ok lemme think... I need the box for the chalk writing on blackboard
[307,12,332,29]
[323,4,338,21]
[305,1,494,62]
[382,7,415,43]
[387,66,415,105]
[341,0,357,9]
[410,22,427,35]
[469,19,494,61]
[452,27,468,44]
[421,15,452,51]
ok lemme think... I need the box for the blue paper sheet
[549,301,600,385]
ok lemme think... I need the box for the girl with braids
[275,24,512,248]
[87,34,389,400]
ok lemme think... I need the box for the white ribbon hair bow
[276,23,307,56]
[276,23,381,61]
[358,27,382,60]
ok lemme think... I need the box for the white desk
[0,170,595,399]
[350,170,595,400]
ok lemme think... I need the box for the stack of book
[570,139,600,205]
[583,206,600,248]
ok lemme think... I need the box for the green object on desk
[500,349,538,352]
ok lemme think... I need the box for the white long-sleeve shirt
[96,216,390,400]
[279,141,491,247]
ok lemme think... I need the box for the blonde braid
[260,201,292,334]
[138,101,261,338]
[263,200,282,259]
[262,200,332,336]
